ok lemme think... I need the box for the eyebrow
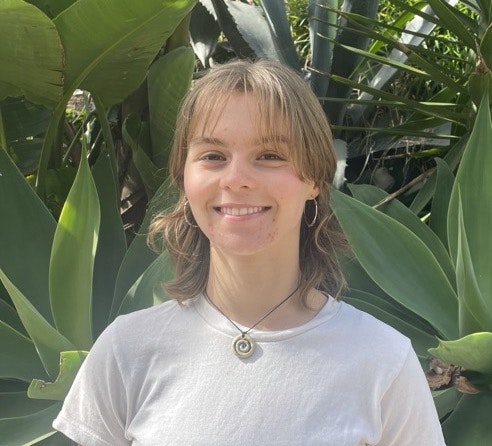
[189,135,291,147]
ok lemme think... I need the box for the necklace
[204,284,301,359]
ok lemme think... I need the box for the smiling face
[183,93,319,258]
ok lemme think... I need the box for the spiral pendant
[232,333,255,358]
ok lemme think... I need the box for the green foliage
[0,0,196,444]
[332,97,492,444]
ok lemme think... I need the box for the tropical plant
[0,0,197,444]
[330,96,492,445]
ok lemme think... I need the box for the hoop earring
[304,199,318,228]
[183,200,199,228]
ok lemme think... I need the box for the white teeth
[221,207,265,216]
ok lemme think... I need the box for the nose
[219,158,256,191]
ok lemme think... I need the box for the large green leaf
[0,391,52,419]
[117,251,173,316]
[49,151,100,350]
[448,97,492,315]
[331,189,458,339]
[91,149,126,339]
[0,402,61,446]
[455,194,492,334]
[53,0,196,106]
[442,392,492,446]
[0,0,63,107]
[28,350,88,401]
[26,0,77,18]
[109,178,178,321]
[429,158,455,249]
[348,183,455,287]
[0,270,74,379]
[0,321,47,381]
[148,47,195,169]
[0,149,56,322]
[429,332,492,374]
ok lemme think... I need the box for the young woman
[53,60,445,445]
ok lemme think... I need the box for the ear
[308,183,320,200]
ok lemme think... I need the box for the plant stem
[0,106,7,151]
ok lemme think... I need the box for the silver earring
[304,199,318,228]
[183,200,199,228]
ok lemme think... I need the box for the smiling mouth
[218,206,269,216]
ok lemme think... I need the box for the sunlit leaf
[0,270,74,379]
[429,332,492,374]
[331,189,458,339]
[49,150,100,350]
[28,350,88,401]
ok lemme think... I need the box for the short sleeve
[53,320,130,446]
[378,346,446,445]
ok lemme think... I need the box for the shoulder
[330,299,413,373]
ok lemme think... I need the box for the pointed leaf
[260,0,301,70]
[91,151,127,339]
[117,251,173,316]
[122,113,163,198]
[348,183,455,287]
[54,0,197,106]
[28,350,88,401]
[50,152,100,350]
[0,391,53,419]
[442,393,492,445]
[429,332,492,374]
[331,189,458,339]
[0,402,62,446]
[455,194,492,333]
[148,47,195,168]
[0,149,56,322]
[429,158,455,248]
[0,0,63,107]
[0,270,74,379]
[190,1,220,67]
[448,97,492,307]
[432,388,462,419]
[0,321,48,381]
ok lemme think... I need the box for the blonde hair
[148,59,347,303]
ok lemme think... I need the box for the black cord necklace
[204,284,301,359]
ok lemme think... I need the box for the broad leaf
[49,150,100,350]
[91,150,127,339]
[28,350,88,401]
[429,158,455,248]
[0,0,63,107]
[442,393,492,445]
[54,0,196,106]
[0,270,74,379]
[455,194,492,334]
[331,189,458,339]
[0,321,48,381]
[448,97,492,312]
[0,149,56,322]
[348,183,455,287]
[117,251,173,316]
[148,47,195,169]
[0,402,62,446]
[429,332,492,374]
[0,390,52,419]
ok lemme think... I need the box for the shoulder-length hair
[148,59,347,304]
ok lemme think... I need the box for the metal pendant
[232,333,255,358]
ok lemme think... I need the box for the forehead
[188,92,290,140]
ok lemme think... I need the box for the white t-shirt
[53,296,445,445]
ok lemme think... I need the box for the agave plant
[330,96,492,444]
[0,0,196,444]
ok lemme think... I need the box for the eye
[258,152,285,161]
[200,152,225,161]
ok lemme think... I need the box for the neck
[206,246,305,328]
